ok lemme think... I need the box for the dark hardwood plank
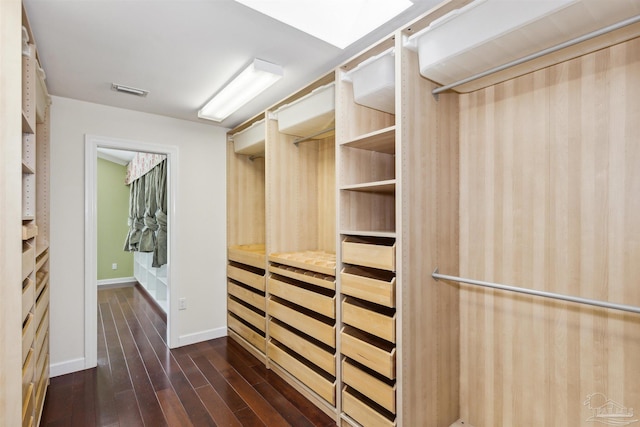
[195,384,243,427]
[41,286,337,427]
[157,388,196,427]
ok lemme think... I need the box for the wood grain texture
[398,42,460,427]
[458,37,640,427]
[226,137,266,247]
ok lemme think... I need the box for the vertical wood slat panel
[459,38,640,427]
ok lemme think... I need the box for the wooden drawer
[341,266,395,307]
[268,276,335,319]
[227,313,266,354]
[35,335,49,384]
[228,281,265,311]
[35,284,48,324]
[269,319,336,376]
[342,236,395,271]
[22,277,34,322]
[342,298,395,343]
[343,387,395,427]
[343,360,396,413]
[227,263,265,292]
[35,312,48,358]
[22,348,34,403]
[341,327,395,379]
[22,242,35,280]
[35,250,49,272]
[22,223,38,240]
[227,297,265,333]
[22,313,34,365]
[268,251,336,276]
[35,355,49,423]
[268,298,335,347]
[35,271,49,294]
[270,263,335,290]
[228,244,266,269]
[268,341,336,405]
[22,383,34,427]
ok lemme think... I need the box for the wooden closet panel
[317,137,336,253]
[458,38,640,427]
[226,140,266,246]
[399,46,460,427]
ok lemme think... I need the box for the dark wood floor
[40,285,336,427]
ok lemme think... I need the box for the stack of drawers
[340,236,397,427]
[267,251,337,406]
[227,245,267,355]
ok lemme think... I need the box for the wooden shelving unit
[20,5,52,427]
[134,252,168,312]
[226,115,268,361]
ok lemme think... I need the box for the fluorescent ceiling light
[235,0,413,49]
[198,58,283,122]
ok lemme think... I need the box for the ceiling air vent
[111,83,149,97]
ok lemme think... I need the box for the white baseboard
[97,277,136,287]
[49,357,87,377]
[177,326,227,347]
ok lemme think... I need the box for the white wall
[49,96,228,374]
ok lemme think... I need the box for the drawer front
[342,240,395,271]
[35,285,49,324]
[342,360,396,413]
[268,342,336,405]
[342,299,395,343]
[268,298,336,347]
[22,244,35,281]
[269,320,336,375]
[22,313,34,364]
[341,331,395,379]
[228,245,266,269]
[22,383,34,426]
[343,388,396,427]
[228,281,265,311]
[268,277,335,319]
[341,267,395,308]
[227,264,265,291]
[227,314,266,354]
[22,278,34,322]
[227,297,265,332]
[22,349,34,402]
[269,264,335,290]
[35,312,48,358]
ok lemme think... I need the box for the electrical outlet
[178,298,187,310]
[112,263,118,270]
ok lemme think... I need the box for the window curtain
[124,159,167,267]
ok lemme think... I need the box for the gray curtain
[139,166,158,252]
[123,159,167,267]
[123,175,145,252]
[153,160,167,267]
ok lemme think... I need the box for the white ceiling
[23,0,442,130]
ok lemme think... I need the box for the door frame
[85,134,179,368]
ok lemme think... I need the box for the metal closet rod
[293,127,335,146]
[432,268,640,315]
[432,14,640,95]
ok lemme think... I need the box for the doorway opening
[85,135,179,369]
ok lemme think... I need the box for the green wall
[97,157,134,280]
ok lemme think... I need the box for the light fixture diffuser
[235,0,413,49]
[198,58,283,122]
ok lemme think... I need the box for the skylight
[235,0,414,49]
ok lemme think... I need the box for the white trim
[50,357,86,378]
[85,135,179,372]
[178,327,228,347]
[97,277,136,287]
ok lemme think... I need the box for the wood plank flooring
[40,285,336,427]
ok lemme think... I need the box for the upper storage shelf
[274,82,335,138]
[343,48,395,115]
[231,118,266,156]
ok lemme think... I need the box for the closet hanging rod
[432,268,640,315]
[293,127,335,146]
[432,14,640,95]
